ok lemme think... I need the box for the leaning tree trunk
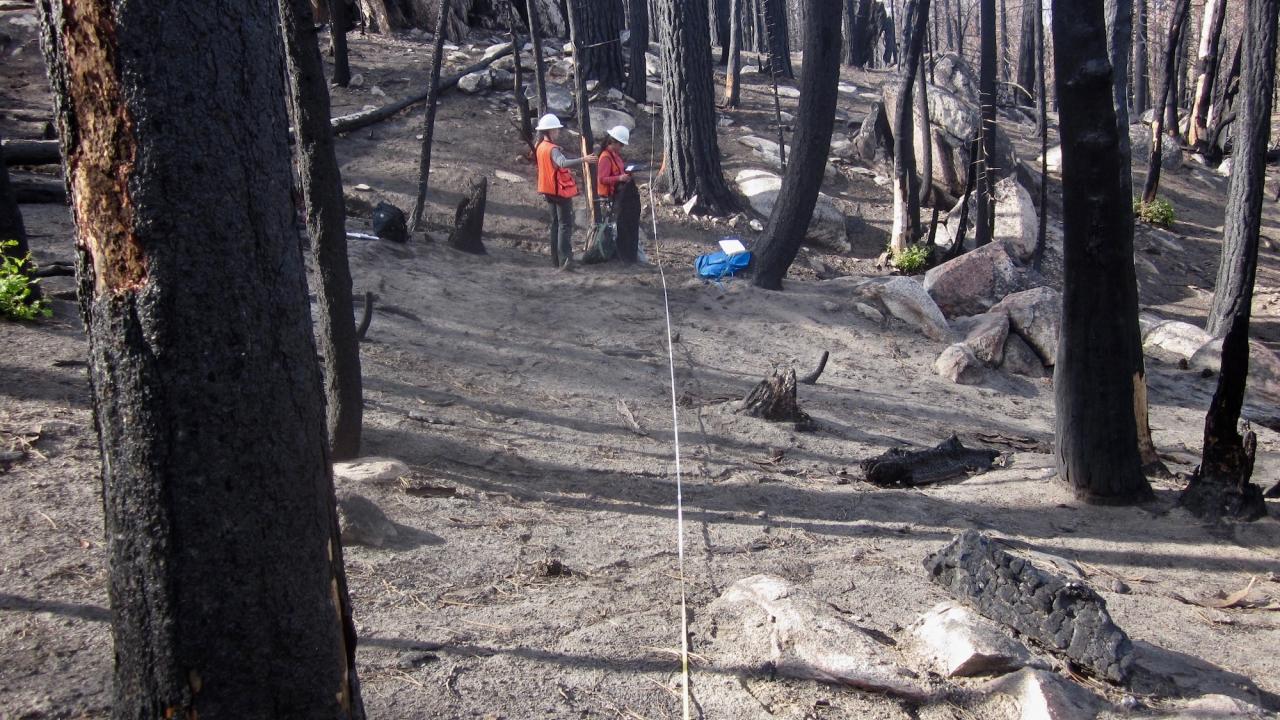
[282,0,364,460]
[751,0,843,290]
[760,0,795,78]
[1133,0,1149,114]
[1185,0,1277,522]
[974,0,998,247]
[1105,0,1133,164]
[1015,2,1036,107]
[328,0,351,86]
[1139,0,1190,204]
[724,0,744,106]
[0,135,37,299]
[574,0,626,89]
[1187,0,1226,147]
[525,0,549,114]
[410,0,451,231]
[1051,0,1154,505]
[655,0,739,214]
[889,0,931,253]
[35,0,364,715]
[566,0,599,226]
[626,0,649,103]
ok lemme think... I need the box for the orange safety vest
[596,147,625,199]
[536,139,578,199]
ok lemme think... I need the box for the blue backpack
[695,250,752,280]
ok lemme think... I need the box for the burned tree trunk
[1205,34,1242,163]
[915,55,932,207]
[1133,0,1149,114]
[1015,1,1035,106]
[1032,0,1048,271]
[889,0,930,253]
[410,0,452,231]
[760,0,794,78]
[655,0,739,214]
[36,0,364,715]
[626,0,649,103]
[713,0,732,63]
[447,176,487,254]
[862,435,999,486]
[574,0,626,89]
[329,0,351,86]
[509,25,535,152]
[281,0,364,460]
[1106,0,1133,163]
[1186,0,1278,522]
[740,368,812,427]
[974,0,998,247]
[359,0,404,32]
[1140,0,1190,204]
[614,180,642,262]
[724,0,743,107]
[1051,0,1154,504]
[1188,0,1226,148]
[751,0,843,289]
[566,0,599,226]
[525,0,549,114]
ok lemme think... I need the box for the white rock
[1217,157,1233,177]
[481,41,512,62]
[333,457,410,483]
[982,668,1105,720]
[873,175,891,186]
[458,69,492,94]
[607,88,624,101]
[682,196,699,215]
[934,344,986,384]
[734,168,849,252]
[909,601,1033,677]
[336,491,398,547]
[1045,144,1062,172]
[370,86,386,97]
[1143,320,1212,360]
[749,219,764,231]
[585,79,599,93]
[494,170,525,183]
[991,287,1061,366]
[353,183,372,191]
[838,82,858,94]
[348,73,365,88]
[717,116,734,127]
[442,42,460,51]
[562,41,574,54]
[645,52,662,78]
[878,276,951,341]
[707,575,932,699]
[776,85,800,99]
[993,177,1039,262]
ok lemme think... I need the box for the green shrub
[1134,197,1175,227]
[888,243,931,274]
[0,240,52,321]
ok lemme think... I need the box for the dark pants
[546,196,574,266]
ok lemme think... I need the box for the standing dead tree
[1188,0,1227,148]
[1139,0,1190,204]
[410,0,454,231]
[889,0,931,253]
[974,0,998,246]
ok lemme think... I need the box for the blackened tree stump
[861,434,999,486]
[740,368,811,428]
[447,176,487,254]
[614,181,641,262]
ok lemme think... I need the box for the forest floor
[4,11,1280,720]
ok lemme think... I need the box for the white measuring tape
[642,74,693,720]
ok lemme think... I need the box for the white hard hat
[535,113,563,131]
[607,125,630,145]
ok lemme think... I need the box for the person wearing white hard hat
[595,125,632,202]
[534,113,597,270]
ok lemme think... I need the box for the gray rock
[923,531,1135,683]
[1045,144,1062,172]
[336,491,398,547]
[933,52,980,102]
[776,85,800,99]
[993,178,1038,262]
[1143,320,1211,360]
[589,106,635,132]
[526,84,575,115]
[1161,694,1272,719]
[963,312,1011,366]
[1000,333,1048,378]
[856,302,885,324]
[645,52,661,78]
[490,68,514,91]
[706,574,933,699]
[991,287,1061,366]
[909,601,1034,677]
[934,344,986,384]
[458,69,492,94]
[875,276,951,341]
[735,168,849,252]
[1188,336,1280,401]
[924,242,1028,318]
[481,41,511,62]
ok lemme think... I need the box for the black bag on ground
[372,202,408,243]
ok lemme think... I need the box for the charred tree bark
[410,0,452,231]
[1185,0,1277,522]
[447,176,487,254]
[1133,0,1149,114]
[739,368,812,427]
[713,0,732,63]
[1205,34,1242,162]
[329,0,351,86]
[35,0,365,715]
[525,0,549,114]
[1188,0,1226,147]
[915,55,932,207]
[575,0,626,89]
[751,0,842,290]
[844,0,879,67]
[761,0,795,78]
[889,0,931,253]
[1032,0,1048,271]
[655,0,739,214]
[1139,0,1190,204]
[1015,2,1036,106]
[1105,0,1133,163]
[1051,0,1154,504]
[974,0,997,247]
[626,0,649,103]
[724,0,743,106]
[282,0,364,460]
[566,0,599,226]
[359,0,404,32]
[509,23,535,152]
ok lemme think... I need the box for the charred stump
[861,435,999,486]
[739,368,811,428]
[447,177,488,254]
[613,180,642,262]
